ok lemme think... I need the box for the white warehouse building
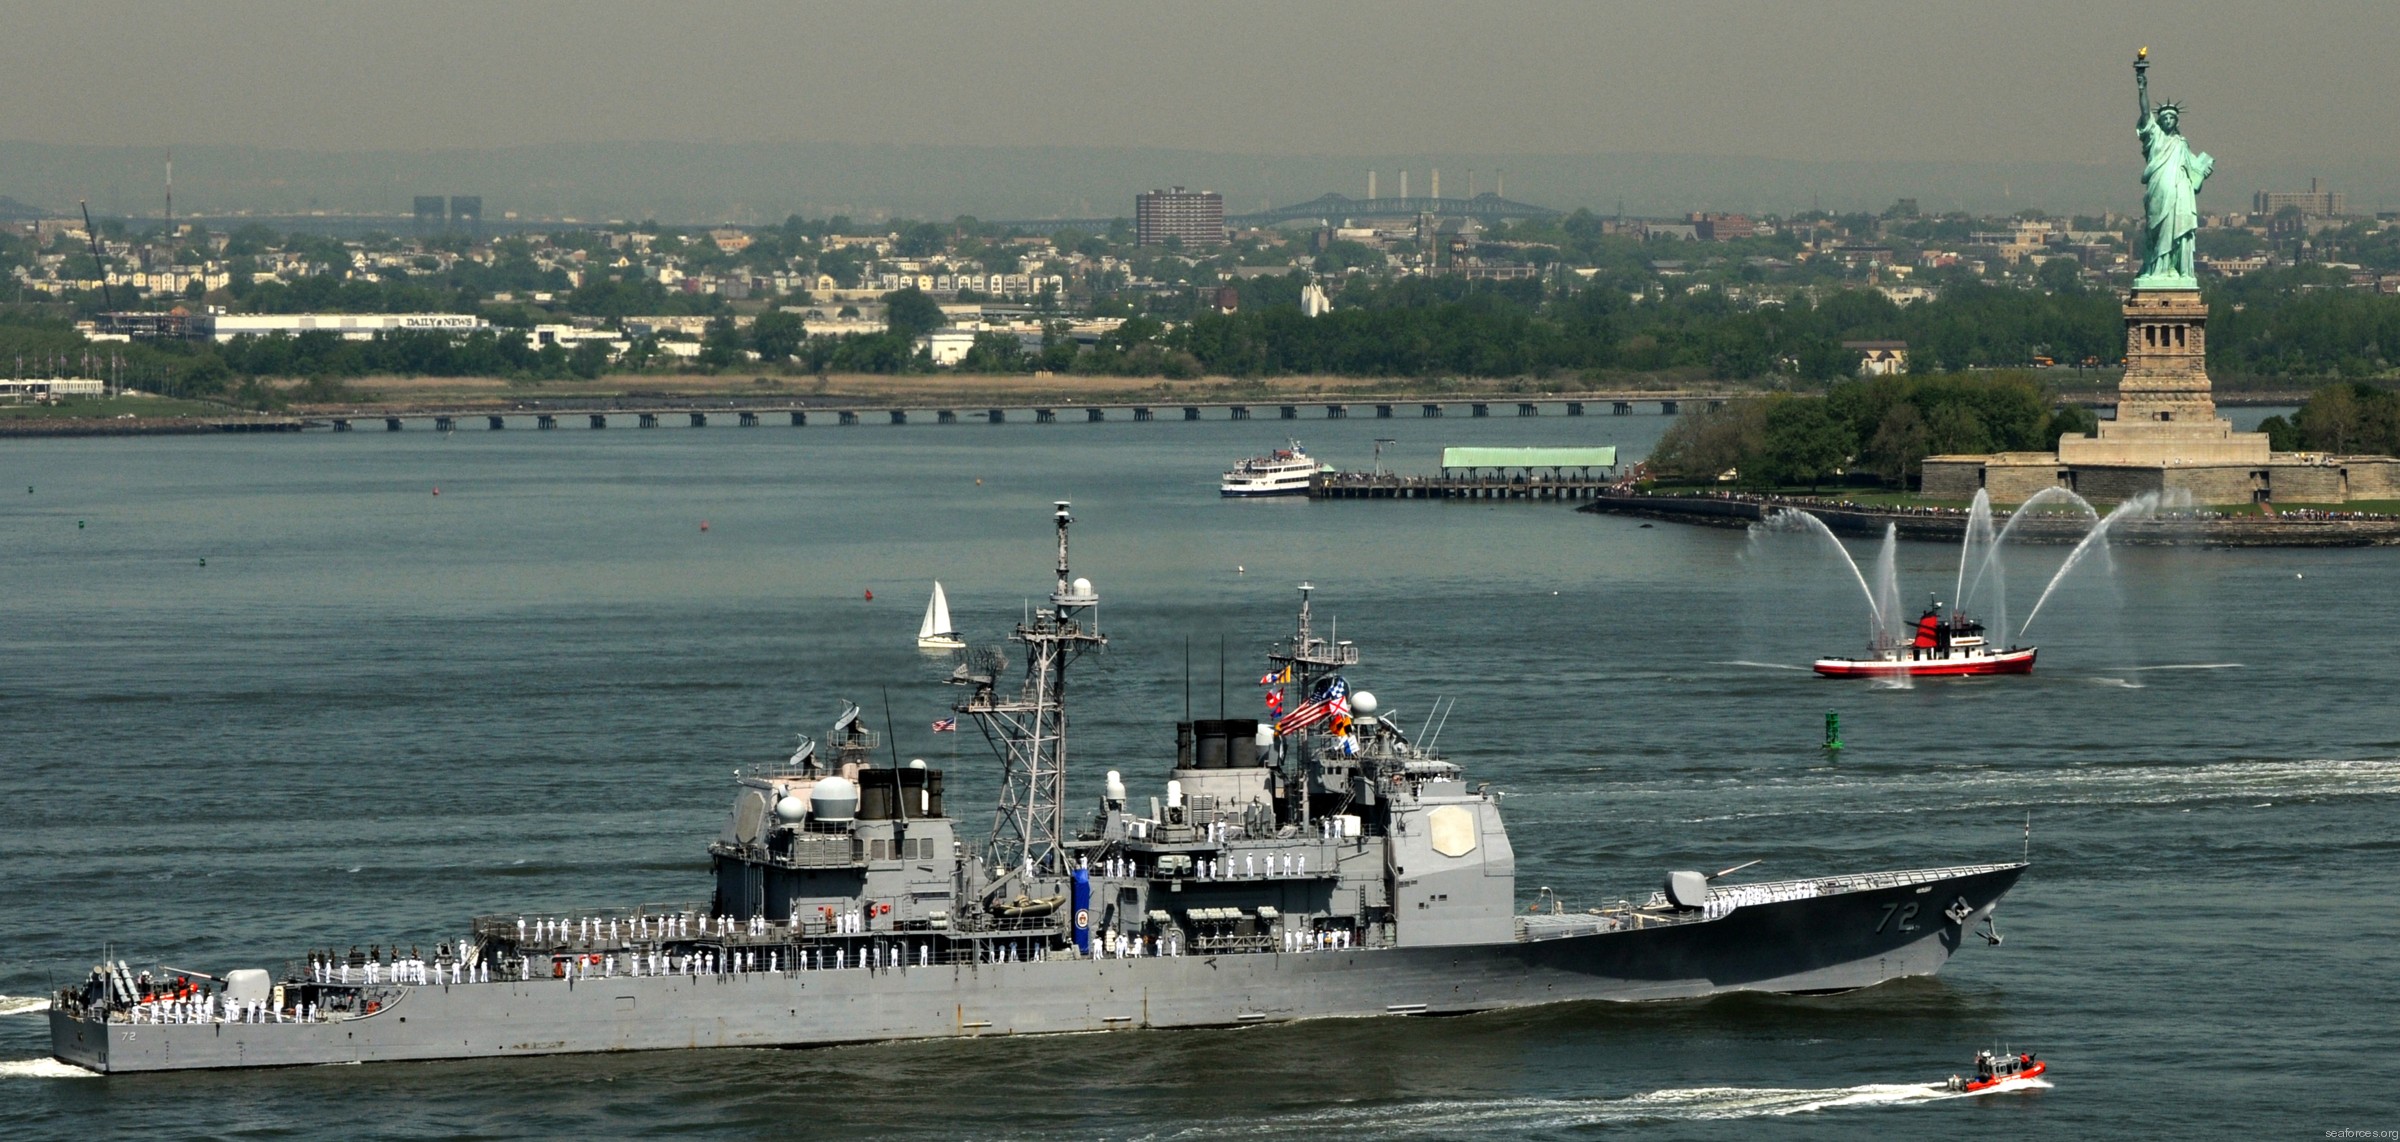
[197,314,486,342]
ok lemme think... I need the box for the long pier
[313,395,1730,433]
[1307,471,1621,500]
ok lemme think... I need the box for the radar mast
[953,502,1106,885]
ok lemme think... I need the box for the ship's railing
[953,913,1065,934]
[1802,862,2022,896]
[1633,862,2024,913]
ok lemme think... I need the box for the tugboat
[1946,1048,2048,1093]
[48,504,2025,1074]
[1814,599,2037,679]
[1219,440,1330,497]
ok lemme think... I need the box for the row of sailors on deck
[1288,928,1355,952]
[1089,926,1354,958]
[525,940,1008,978]
[1096,853,1310,881]
[310,954,483,986]
[516,912,780,947]
[129,995,318,1024]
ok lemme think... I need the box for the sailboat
[917,582,965,651]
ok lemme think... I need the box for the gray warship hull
[52,864,2020,1073]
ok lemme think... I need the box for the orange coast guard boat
[1946,1048,2048,1093]
[1813,600,2037,679]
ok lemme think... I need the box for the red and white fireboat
[1813,600,2037,679]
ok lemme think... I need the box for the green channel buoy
[1823,711,1843,751]
[77,520,85,529]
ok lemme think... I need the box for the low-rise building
[1842,340,1910,376]
[198,313,485,342]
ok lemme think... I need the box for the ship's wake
[0,996,51,1017]
[1156,1080,2029,1136]
[0,1058,96,1079]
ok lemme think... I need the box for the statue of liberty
[2133,47,2212,289]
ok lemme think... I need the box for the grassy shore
[0,394,238,420]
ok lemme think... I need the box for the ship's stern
[48,1006,109,1074]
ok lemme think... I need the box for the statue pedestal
[2056,288,2268,465]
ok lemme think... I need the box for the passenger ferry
[1813,600,2037,678]
[1220,441,1329,497]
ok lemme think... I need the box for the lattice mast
[955,502,1105,884]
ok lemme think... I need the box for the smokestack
[1400,170,1409,200]
[1468,170,1476,199]
[1368,170,1376,200]
[1431,168,1440,199]
[1497,171,1504,198]
[165,153,173,235]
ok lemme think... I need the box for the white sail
[920,582,954,639]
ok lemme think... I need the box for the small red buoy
[432,487,440,496]
[700,521,710,532]
[864,589,874,601]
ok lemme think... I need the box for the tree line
[1647,372,2099,490]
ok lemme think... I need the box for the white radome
[1072,577,1094,596]
[774,795,809,822]
[1350,690,1378,716]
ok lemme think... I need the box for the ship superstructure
[50,504,2025,1074]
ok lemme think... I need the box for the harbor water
[2,410,2392,1138]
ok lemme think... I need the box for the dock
[1309,446,1623,500]
[1307,472,1622,500]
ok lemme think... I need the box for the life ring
[878,903,892,917]
[553,960,565,978]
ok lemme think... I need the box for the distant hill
[0,194,48,220]
[1,140,2392,227]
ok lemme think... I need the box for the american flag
[1274,676,1349,735]
[930,717,958,733]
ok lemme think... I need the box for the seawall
[1579,492,2400,548]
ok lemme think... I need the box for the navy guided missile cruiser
[51,503,2024,1073]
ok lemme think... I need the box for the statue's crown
[2157,100,2182,115]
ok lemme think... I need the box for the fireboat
[1813,599,2037,679]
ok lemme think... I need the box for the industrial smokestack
[1431,168,1440,200]
[1400,170,1409,200]
[1368,170,1376,200]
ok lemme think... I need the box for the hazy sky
[7,0,2391,171]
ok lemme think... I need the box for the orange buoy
[432,487,440,496]
[864,589,874,601]
[700,521,710,532]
